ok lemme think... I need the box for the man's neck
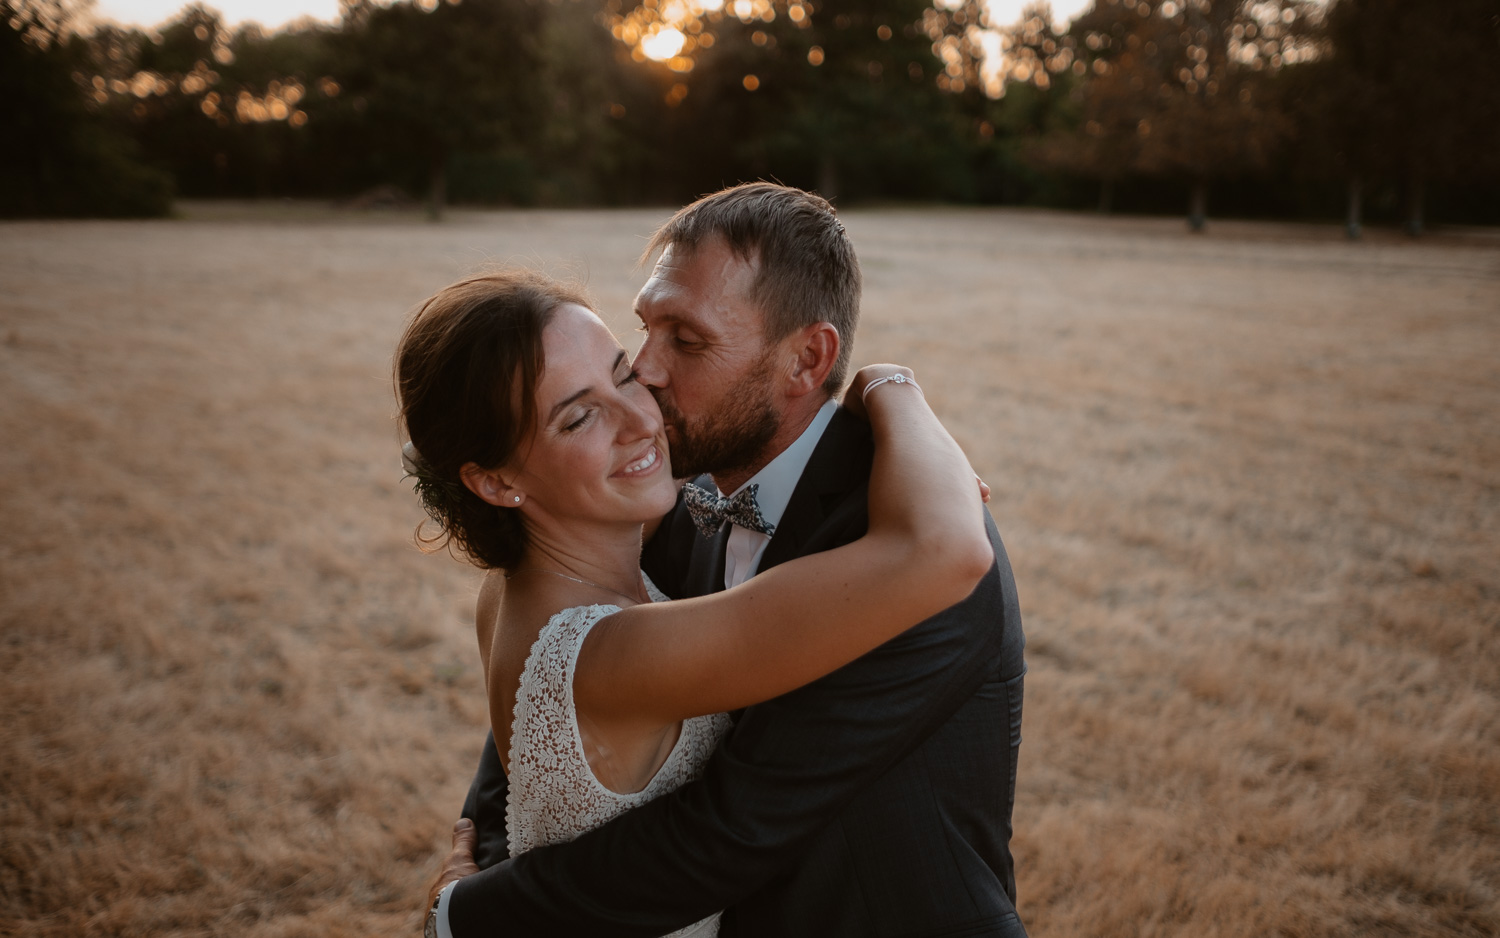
[711,393,832,494]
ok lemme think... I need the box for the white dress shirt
[435,880,457,938]
[720,399,839,590]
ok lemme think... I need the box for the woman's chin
[632,477,683,522]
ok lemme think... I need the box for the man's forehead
[637,239,761,320]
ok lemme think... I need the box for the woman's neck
[513,520,649,606]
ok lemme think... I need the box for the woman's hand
[844,364,991,503]
[842,363,916,422]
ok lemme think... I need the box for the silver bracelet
[861,373,922,404]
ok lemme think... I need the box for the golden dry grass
[2,203,1497,937]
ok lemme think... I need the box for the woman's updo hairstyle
[395,270,591,570]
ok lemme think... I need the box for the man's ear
[460,462,522,508]
[785,322,839,398]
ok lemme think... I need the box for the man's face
[632,237,781,480]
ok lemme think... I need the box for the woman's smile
[615,443,664,479]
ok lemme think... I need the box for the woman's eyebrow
[546,350,627,424]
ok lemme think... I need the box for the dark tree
[1,0,172,217]
[16,0,1500,222]
[1080,0,1303,231]
[1011,0,1305,229]
[331,0,550,216]
[1289,0,1500,236]
[71,5,337,199]
[596,0,978,202]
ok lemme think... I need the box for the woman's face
[508,303,678,528]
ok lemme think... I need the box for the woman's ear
[461,462,522,508]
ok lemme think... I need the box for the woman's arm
[575,365,995,726]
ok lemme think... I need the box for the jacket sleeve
[459,730,511,870]
[448,510,1021,938]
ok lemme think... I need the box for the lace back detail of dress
[504,592,729,938]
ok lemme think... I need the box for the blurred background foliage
[3,0,1498,227]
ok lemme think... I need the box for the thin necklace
[506,567,646,605]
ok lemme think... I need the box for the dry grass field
[2,203,1497,938]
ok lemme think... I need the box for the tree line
[3,0,1497,231]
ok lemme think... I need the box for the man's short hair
[644,182,861,394]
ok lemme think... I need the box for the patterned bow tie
[682,482,776,539]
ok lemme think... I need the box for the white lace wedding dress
[505,577,731,938]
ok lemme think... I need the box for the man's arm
[448,510,1022,937]
[458,730,511,870]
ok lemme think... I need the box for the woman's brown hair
[395,270,591,570]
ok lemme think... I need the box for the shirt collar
[723,398,839,533]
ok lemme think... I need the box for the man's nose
[633,333,668,389]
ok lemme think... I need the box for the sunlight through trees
[3,0,1497,226]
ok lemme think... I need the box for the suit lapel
[758,406,873,575]
[686,520,731,595]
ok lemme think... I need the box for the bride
[395,270,992,937]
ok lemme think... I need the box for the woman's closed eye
[563,409,594,433]
[562,368,637,431]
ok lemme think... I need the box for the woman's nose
[618,386,661,441]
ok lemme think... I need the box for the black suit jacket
[454,407,1028,937]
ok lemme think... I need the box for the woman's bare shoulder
[483,576,599,678]
[477,571,562,681]
[474,570,506,652]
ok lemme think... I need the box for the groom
[430,183,1028,937]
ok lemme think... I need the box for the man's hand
[426,819,480,913]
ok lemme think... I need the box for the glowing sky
[980,0,1093,30]
[93,0,1095,31]
[92,0,344,30]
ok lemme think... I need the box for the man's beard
[655,356,780,481]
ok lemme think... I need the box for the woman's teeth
[623,448,657,475]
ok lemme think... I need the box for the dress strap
[504,604,621,856]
